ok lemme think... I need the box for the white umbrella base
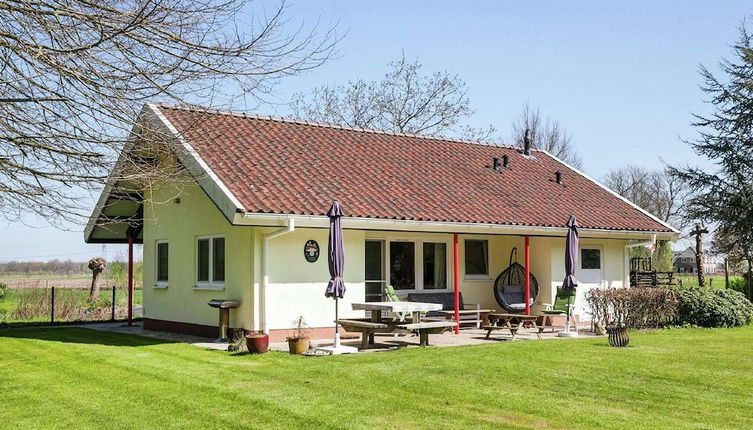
[318,345,359,355]
[557,331,579,338]
[317,333,358,355]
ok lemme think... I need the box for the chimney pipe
[502,154,509,169]
[555,170,562,184]
[523,129,532,156]
[492,157,500,171]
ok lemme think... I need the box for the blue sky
[1,1,749,261]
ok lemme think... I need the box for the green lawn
[1,327,752,429]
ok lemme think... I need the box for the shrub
[728,277,747,294]
[675,288,753,328]
[0,283,7,300]
[586,287,677,330]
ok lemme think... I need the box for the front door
[575,246,603,322]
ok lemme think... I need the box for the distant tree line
[0,260,89,275]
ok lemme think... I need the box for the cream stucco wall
[262,227,366,330]
[143,179,632,333]
[142,182,254,329]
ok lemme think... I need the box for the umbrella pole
[564,295,571,333]
[334,296,341,348]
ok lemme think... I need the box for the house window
[423,242,447,289]
[156,241,169,285]
[581,248,601,269]
[371,238,451,294]
[464,239,489,276]
[390,241,415,290]
[197,236,225,286]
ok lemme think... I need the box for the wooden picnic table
[483,313,544,340]
[351,301,443,324]
[345,302,455,348]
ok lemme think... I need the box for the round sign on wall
[303,240,320,263]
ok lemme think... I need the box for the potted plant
[286,316,311,355]
[245,330,269,354]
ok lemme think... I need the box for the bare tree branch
[0,0,338,224]
[289,54,496,139]
[510,103,582,168]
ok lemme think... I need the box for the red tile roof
[156,105,674,233]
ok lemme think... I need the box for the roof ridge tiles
[154,102,522,151]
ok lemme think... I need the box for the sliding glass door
[364,240,386,302]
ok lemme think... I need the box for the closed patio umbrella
[560,214,579,337]
[320,201,357,354]
[324,201,346,300]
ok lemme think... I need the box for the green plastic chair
[542,287,575,315]
[541,287,578,333]
[385,285,408,322]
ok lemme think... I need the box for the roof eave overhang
[84,103,246,244]
[235,212,679,241]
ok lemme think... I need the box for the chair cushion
[406,292,464,311]
[385,285,401,302]
[553,288,576,312]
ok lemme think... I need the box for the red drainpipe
[453,233,460,334]
[127,234,134,326]
[524,236,531,315]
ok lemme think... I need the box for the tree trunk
[89,270,102,302]
[694,225,706,288]
[724,258,729,289]
[747,258,752,302]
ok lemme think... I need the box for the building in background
[672,247,721,274]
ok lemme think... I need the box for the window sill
[153,284,169,289]
[395,288,451,297]
[193,285,225,291]
[464,276,492,282]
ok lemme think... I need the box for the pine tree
[670,23,753,298]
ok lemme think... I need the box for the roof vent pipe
[502,154,509,169]
[555,170,562,184]
[492,157,500,171]
[523,129,532,156]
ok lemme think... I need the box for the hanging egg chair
[494,247,539,313]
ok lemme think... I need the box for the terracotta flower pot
[245,332,269,354]
[607,326,630,347]
[287,337,310,355]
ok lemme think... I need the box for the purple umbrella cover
[562,215,579,292]
[325,201,346,299]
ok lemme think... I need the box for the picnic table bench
[395,321,458,346]
[482,313,544,341]
[344,302,458,349]
[338,318,393,350]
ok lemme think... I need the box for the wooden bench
[406,292,493,328]
[483,313,543,341]
[395,321,458,346]
[338,318,393,349]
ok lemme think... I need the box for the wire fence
[0,285,142,327]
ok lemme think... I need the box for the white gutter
[623,235,657,287]
[238,212,678,241]
[261,218,295,333]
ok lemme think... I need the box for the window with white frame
[367,238,450,293]
[464,239,489,277]
[156,241,169,285]
[197,236,225,286]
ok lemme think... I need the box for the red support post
[127,234,134,326]
[524,236,531,315]
[453,233,460,334]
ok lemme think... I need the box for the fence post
[111,286,116,322]
[50,286,55,324]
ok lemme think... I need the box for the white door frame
[576,245,604,322]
